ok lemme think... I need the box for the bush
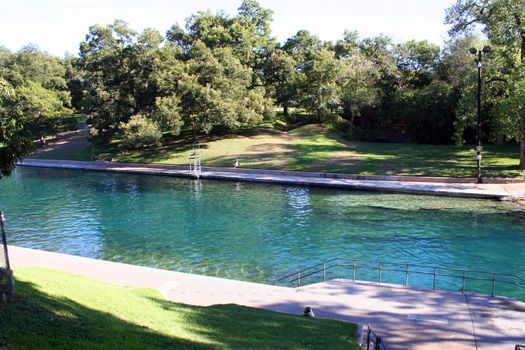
[120,114,162,150]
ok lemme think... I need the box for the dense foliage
[0,45,72,176]
[120,114,162,150]
[446,0,525,168]
[1,0,524,172]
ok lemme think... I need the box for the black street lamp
[469,45,491,184]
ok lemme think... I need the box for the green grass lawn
[31,123,524,178]
[0,268,359,350]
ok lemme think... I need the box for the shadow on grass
[0,279,358,350]
[36,123,522,178]
[0,280,211,350]
[147,298,359,350]
[347,141,522,177]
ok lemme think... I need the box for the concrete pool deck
[18,158,525,200]
[9,246,525,350]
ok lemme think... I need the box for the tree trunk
[496,131,504,145]
[283,104,289,117]
[521,30,525,62]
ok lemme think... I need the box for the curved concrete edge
[18,158,525,201]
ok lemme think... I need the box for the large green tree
[262,49,298,117]
[446,0,525,168]
[15,81,71,141]
[301,47,342,121]
[0,46,72,176]
[395,40,440,88]
[338,52,380,132]
[79,20,164,136]
[167,0,275,81]
[172,41,273,141]
[0,78,33,177]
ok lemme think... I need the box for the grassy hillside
[0,268,359,350]
[31,123,523,178]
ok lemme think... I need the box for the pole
[0,211,11,272]
[476,51,483,184]
[0,210,14,299]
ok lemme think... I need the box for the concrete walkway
[9,246,525,350]
[19,158,525,200]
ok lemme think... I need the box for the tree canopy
[0,45,72,176]
[2,0,525,176]
[446,0,525,167]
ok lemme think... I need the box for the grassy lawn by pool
[0,268,359,350]
[31,123,524,178]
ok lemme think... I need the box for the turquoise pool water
[1,167,524,298]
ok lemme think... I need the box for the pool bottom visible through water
[1,167,524,300]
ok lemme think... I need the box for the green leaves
[176,43,270,136]
[0,46,72,176]
[446,0,525,166]
[120,114,162,150]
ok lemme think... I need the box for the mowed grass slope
[0,268,359,350]
[32,123,523,178]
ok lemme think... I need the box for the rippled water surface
[1,167,524,298]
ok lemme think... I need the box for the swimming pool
[1,167,524,298]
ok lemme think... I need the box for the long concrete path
[9,246,525,350]
[19,158,525,200]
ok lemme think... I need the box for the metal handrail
[278,257,525,282]
[366,325,388,350]
[275,257,525,297]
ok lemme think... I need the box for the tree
[79,20,139,135]
[0,78,33,177]
[0,45,72,176]
[282,30,322,71]
[15,81,71,141]
[120,114,162,150]
[334,30,360,59]
[167,0,275,71]
[439,34,485,89]
[497,64,525,143]
[262,49,298,117]
[79,21,168,138]
[395,40,440,88]
[6,44,71,106]
[235,0,275,64]
[338,52,380,133]
[301,47,341,121]
[160,41,273,141]
[406,80,457,143]
[446,0,525,168]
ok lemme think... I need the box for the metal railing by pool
[274,258,525,298]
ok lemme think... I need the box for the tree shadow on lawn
[202,151,294,169]
[201,142,356,171]
[351,142,522,177]
[118,128,287,164]
[0,280,213,350]
[1,279,358,350]
[147,298,360,350]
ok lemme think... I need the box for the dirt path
[32,127,92,160]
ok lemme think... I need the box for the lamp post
[469,45,491,184]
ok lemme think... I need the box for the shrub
[120,114,162,150]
